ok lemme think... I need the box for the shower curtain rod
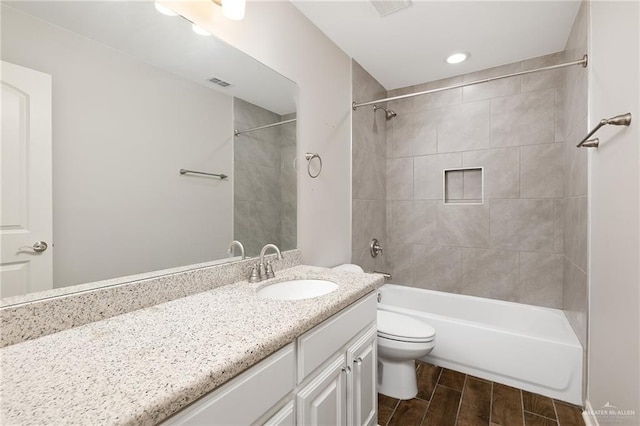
[234,118,296,136]
[352,54,588,110]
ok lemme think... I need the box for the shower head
[373,104,397,120]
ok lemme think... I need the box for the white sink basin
[257,279,338,300]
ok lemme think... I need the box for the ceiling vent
[370,0,412,17]
[208,77,232,88]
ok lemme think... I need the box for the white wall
[1,6,233,286]
[167,1,353,267]
[587,1,639,423]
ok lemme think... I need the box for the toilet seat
[377,310,435,343]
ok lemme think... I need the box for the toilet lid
[377,310,435,342]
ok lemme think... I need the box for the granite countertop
[0,265,381,425]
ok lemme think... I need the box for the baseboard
[583,400,600,426]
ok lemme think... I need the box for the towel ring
[305,152,322,178]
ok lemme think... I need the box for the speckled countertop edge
[0,265,382,425]
[0,256,245,308]
[0,250,302,347]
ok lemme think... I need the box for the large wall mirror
[0,1,297,303]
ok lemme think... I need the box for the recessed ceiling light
[446,52,469,64]
[154,2,178,16]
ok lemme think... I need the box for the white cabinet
[347,326,377,426]
[263,401,295,426]
[164,292,377,426]
[296,293,377,426]
[162,344,295,426]
[296,324,377,426]
[297,354,348,426]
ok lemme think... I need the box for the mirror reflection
[0,1,297,301]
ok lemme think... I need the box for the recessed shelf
[443,167,484,205]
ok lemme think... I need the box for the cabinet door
[297,354,348,426]
[347,325,377,426]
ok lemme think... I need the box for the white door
[1,61,53,298]
[297,354,348,426]
[347,325,377,426]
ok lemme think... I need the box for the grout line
[437,383,465,392]
[516,251,521,303]
[524,410,560,424]
[552,400,561,425]
[489,381,494,425]
[454,374,468,425]
[420,368,444,423]
[520,388,526,426]
[388,140,561,160]
[433,367,444,400]
[420,401,430,426]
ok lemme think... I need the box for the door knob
[19,241,48,253]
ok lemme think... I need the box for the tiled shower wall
[351,60,387,272]
[383,51,568,308]
[351,8,588,336]
[561,1,589,348]
[234,98,297,257]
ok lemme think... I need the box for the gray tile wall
[350,5,588,327]
[561,1,589,349]
[384,52,569,309]
[352,60,387,272]
[234,99,297,257]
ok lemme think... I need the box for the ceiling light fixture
[154,2,178,16]
[446,52,469,64]
[155,0,245,21]
[219,0,246,21]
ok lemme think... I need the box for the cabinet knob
[341,366,351,374]
[353,357,363,365]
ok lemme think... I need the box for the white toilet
[331,264,436,400]
[377,309,435,399]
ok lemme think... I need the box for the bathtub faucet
[374,271,392,280]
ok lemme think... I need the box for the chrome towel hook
[305,152,322,178]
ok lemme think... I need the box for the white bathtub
[377,284,583,405]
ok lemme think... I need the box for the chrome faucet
[248,243,284,282]
[228,240,246,260]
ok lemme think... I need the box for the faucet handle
[248,265,260,283]
[265,261,275,279]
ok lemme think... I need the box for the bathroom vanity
[163,292,377,425]
[0,264,381,425]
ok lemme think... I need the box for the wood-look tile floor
[378,361,585,426]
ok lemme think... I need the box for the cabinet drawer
[262,400,295,426]
[297,292,376,382]
[163,343,295,425]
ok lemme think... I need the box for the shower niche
[443,167,484,205]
